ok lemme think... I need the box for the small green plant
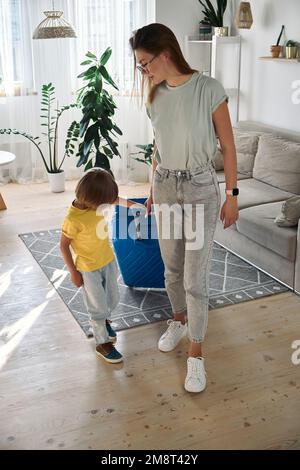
[198,0,227,27]
[276,25,285,46]
[0,83,79,173]
[76,47,123,174]
[286,40,297,47]
[130,143,154,166]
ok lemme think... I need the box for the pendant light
[33,0,77,39]
[235,2,253,29]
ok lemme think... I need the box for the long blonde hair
[129,23,197,105]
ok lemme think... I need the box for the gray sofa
[213,120,300,295]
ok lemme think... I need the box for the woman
[129,23,239,393]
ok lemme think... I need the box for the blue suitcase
[111,197,165,288]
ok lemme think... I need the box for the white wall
[235,0,300,131]
[155,0,200,49]
[155,0,300,132]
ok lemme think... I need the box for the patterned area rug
[19,229,290,337]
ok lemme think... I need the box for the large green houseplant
[76,47,123,175]
[0,83,79,192]
[198,0,228,36]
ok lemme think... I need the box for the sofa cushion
[236,201,297,261]
[213,148,224,171]
[219,178,295,210]
[275,195,300,227]
[213,128,260,175]
[216,171,250,183]
[234,128,260,176]
[253,134,300,194]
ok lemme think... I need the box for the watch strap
[225,188,239,196]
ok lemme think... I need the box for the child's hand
[71,270,84,288]
[129,202,147,212]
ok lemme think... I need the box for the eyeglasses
[136,54,159,74]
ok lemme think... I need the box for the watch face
[232,188,239,196]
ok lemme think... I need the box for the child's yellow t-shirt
[62,203,115,272]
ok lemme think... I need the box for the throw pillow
[253,134,300,194]
[213,128,260,175]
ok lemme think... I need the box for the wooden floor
[0,181,300,450]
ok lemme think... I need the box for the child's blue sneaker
[106,320,117,343]
[96,343,123,364]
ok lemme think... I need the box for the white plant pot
[48,170,65,193]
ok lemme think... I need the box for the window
[11,0,22,82]
[74,0,139,94]
[0,0,148,96]
[0,0,22,84]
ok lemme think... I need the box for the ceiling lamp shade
[235,2,253,29]
[32,10,77,39]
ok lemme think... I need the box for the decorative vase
[214,26,229,37]
[270,45,282,58]
[285,46,298,59]
[48,170,65,193]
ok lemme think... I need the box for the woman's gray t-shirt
[146,72,228,170]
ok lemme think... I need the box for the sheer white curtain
[0,0,44,183]
[0,0,154,185]
[67,0,155,94]
[0,0,15,96]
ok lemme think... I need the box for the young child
[60,168,145,364]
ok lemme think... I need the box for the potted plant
[130,143,154,182]
[271,25,284,58]
[75,48,123,175]
[198,0,228,37]
[285,40,298,59]
[0,83,79,192]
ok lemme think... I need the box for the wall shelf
[259,56,299,63]
[187,36,212,44]
[187,35,240,44]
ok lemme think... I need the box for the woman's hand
[144,192,153,217]
[220,197,239,229]
[71,270,84,288]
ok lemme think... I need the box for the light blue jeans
[153,160,221,343]
[81,260,120,345]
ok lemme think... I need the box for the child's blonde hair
[75,168,118,208]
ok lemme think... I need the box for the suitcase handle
[134,211,143,241]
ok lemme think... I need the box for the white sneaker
[184,357,206,393]
[158,319,187,352]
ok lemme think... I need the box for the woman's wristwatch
[225,188,239,196]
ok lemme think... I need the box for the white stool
[0,151,16,210]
